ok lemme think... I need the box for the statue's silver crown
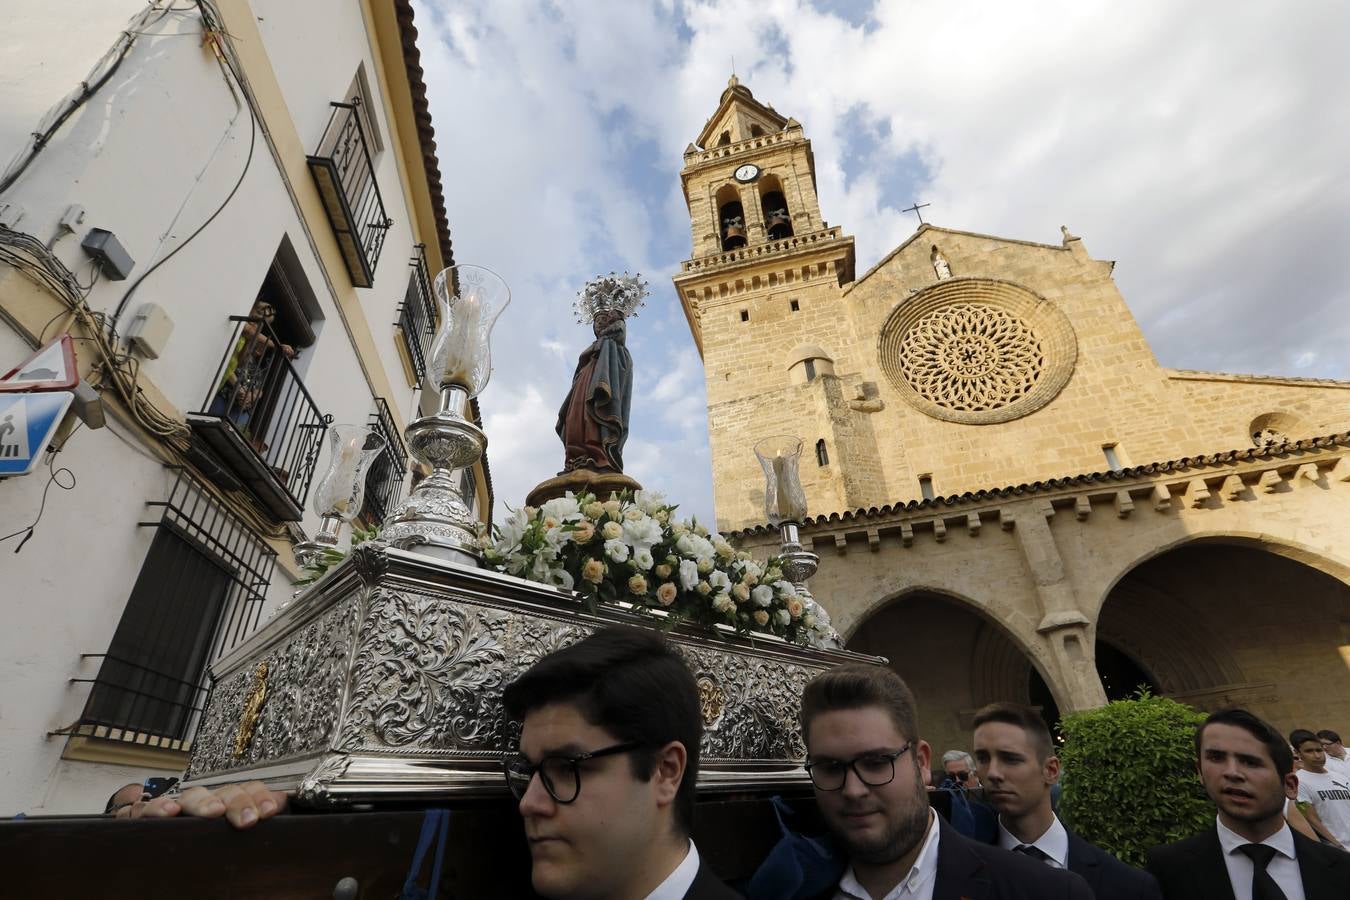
[573,272,648,324]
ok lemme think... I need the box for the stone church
[673,77,1350,755]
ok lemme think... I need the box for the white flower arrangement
[480,490,838,648]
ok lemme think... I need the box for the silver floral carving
[680,645,812,760]
[296,753,352,807]
[186,596,356,778]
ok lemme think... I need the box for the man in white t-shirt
[1317,730,1350,779]
[1291,728,1350,848]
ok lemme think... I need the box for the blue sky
[411,0,1350,527]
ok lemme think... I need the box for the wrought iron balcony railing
[361,396,410,526]
[395,244,438,385]
[307,100,393,288]
[186,316,329,521]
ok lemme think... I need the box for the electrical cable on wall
[0,422,82,553]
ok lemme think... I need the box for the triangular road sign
[0,392,74,475]
[0,334,78,393]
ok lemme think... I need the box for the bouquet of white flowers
[479,490,838,648]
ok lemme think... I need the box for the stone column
[1007,499,1107,712]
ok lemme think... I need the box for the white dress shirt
[996,813,1070,868]
[834,811,941,900]
[1215,815,1306,900]
[645,839,699,900]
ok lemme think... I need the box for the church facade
[674,78,1350,755]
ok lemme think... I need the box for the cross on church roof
[902,202,930,225]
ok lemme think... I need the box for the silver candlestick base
[294,514,344,569]
[778,522,819,586]
[380,385,486,567]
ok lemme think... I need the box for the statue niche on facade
[526,273,648,506]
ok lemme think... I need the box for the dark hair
[1194,709,1293,775]
[1317,730,1342,744]
[502,625,701,836]
[1290,729,1321,752]
[801,664,918,748]
[104,783,141,814]
[972,702,1055,762]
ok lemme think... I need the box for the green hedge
[1058,690,1213,867]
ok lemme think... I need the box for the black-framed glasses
[504,741,647,804]
[805,744,912,791]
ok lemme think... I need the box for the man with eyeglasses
[939,750,980,791]
[502,624,740,900]
[800,664,1092,899]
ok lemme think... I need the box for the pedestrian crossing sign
[0,392,75,476]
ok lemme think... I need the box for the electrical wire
[0,422,83,553]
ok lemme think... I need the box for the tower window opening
[739,309,749,322]
[718,131,731,146]
[750,124,765,137]
[760,181,794,240]
[790,299,800,312]
[1102,444,1123,472]
[816,439,829,466]
[918,475,935,501]
[803,359,817,381]
[716,184,748,251]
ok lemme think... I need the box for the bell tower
[673,78,860,530]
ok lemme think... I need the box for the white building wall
[0,1,434,814]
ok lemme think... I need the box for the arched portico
[1095,538,1350,732]
[845,588,1060,765]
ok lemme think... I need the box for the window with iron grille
[395,245,437,387]
[360,397,410,526]
[65,468,276,751]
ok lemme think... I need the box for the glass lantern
[294,424,385,568]
[753,435,808,525]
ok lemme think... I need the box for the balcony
[394,245,438,386]
[186,316,329,521]
[360,396,410,526]
[307,100,393,288]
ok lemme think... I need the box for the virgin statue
[555,273,648,475]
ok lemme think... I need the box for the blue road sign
[0,392,75,476]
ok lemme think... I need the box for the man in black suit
[1147,707,1350,900]
[971,702,1162,899]
[801,664,1093,899]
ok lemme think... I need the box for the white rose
[712,594,736,615]
[604,539,630,563]
[635,489,667,514]
[622,516,663,551]
[708,570,731,592]
[773,580,797,597]
[775,609,791,626]
[549,568,576,591]
[741,560,763,580]
[540,495,581,522]
[632,548,655,571]
[751,585,774,607]
[678,559,700,591]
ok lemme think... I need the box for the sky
[410,0,1350,526]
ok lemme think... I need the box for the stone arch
[758,174,793,239]
[845,587,1061,758]
[1094,535,1350,727]
[1249,410,1308,447]
[1090,530,1350,621]
[786,342,835,384]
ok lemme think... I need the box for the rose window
[897,303,1045,413]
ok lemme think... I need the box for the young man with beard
[1147,709,1350,899]
[971,703,1161,900]
[800,665,1092,900]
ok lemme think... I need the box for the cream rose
[654,563,672,579]
[571,521,595,542]
[581,558,605,584]
[657,582,678,606]
[601,521,623,541]
[696,581,712,596]
[584,501,605,520]
[732,582,751,604]
[753,610,770,626]
[627,574,648,595]
[786,597,804,619]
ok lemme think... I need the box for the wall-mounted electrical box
[126,302,174,359]
[81,227,135,280]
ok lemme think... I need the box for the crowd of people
[109,626,1350,899]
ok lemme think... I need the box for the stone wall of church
[1167,372,1350,448]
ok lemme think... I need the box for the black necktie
[1015,844,1053,865]
[1237,843,1288,900]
